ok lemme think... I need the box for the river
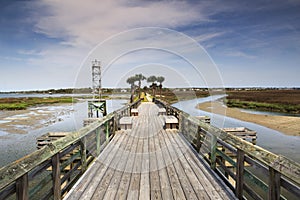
[172,96,300,163]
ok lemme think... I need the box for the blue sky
[0,0,300,91]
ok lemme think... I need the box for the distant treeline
[1,87,300,94]
[0,88,130,94]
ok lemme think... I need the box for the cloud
[13,0,227,89]
[33,0,211,48]
[225,50,256,59]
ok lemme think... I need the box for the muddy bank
[197,101,300,136]
[0,103,73,135]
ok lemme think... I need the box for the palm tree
[126,76,137,103]
[135,74,146,98]
[147,75,157,97]
[156,76,165,97]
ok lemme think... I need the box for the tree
[156,76,165,97]
[147,75,157,97]
[126,76,138,103]
[135,74,146,98]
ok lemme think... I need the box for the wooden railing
[0,99,141,200]
[155,99,300,200]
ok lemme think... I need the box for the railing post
[196,127,202,152]
[178,114,183,133]
[16,173,28,200]
[105,121,109,143]
[210,133,217,170]
[52,153,61,200]
[236,149,245,199]
[269,167,281,200]
[96,128,101,156]
[80,137,87,172]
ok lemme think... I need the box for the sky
[0,0,300,91]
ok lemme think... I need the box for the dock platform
[65,103,232,200]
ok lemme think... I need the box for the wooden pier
[64,103,231,199]
[0,99,299,200]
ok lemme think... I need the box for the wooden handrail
[154,98,300,199]
[154,98,300,185]
[0,99,142,199]
[0,113,113,190]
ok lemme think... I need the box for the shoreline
[197,101,300,136]
[0,103,73,135]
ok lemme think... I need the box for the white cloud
[17,0,227,89]
[33,0,210,48]
[225,50,256,59]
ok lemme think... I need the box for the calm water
[0,99,128,167]
[172,97,300,163]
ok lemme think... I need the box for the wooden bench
[164,116,179,129]
[158,108,166,116]
[131,108,139,116]
[119,117,133,130]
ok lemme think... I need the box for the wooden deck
[64,102,232,200]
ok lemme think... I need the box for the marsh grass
[0,97,75,110]
[226,89,300,114]
[225,99,300,114]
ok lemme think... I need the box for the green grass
[0,97,75,110]
[225,99,300,114]
[0,103,28,110]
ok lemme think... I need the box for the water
[172,97,300,163]
[0,99,128,167]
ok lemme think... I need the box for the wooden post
[96,128,101,156]
[269,167,281,200]
[210,134,217,170]
[222,146,229,178]
[236,149,245,199]
[178,114,183,133]
[16,173,29,200]
[80,137,87,172]
[105,121,109,143]
[196,127,202,152]
[52,153,61,200]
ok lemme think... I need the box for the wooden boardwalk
[64,102,232,200]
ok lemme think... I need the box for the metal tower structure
[88,59,107,118]
[92,59,102,99]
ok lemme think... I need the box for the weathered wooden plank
[102,130,132,200]
[52,153,61,200]
[236,149,245,199]
[102,134,131,200]
[169,134,210,200]
[173,133,230,199]
[115,131,136,200]
[74,133,124,200]
[158,131,186,200]
[268,167,281,200]
[149,134,162,200]
[127,134,142,199]
[16,173,28,200]
[91,131,132,199]
[139,137,150,200]
[166,132,198,200]
[154,131,173,200]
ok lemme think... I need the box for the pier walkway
[65,103,231,199]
